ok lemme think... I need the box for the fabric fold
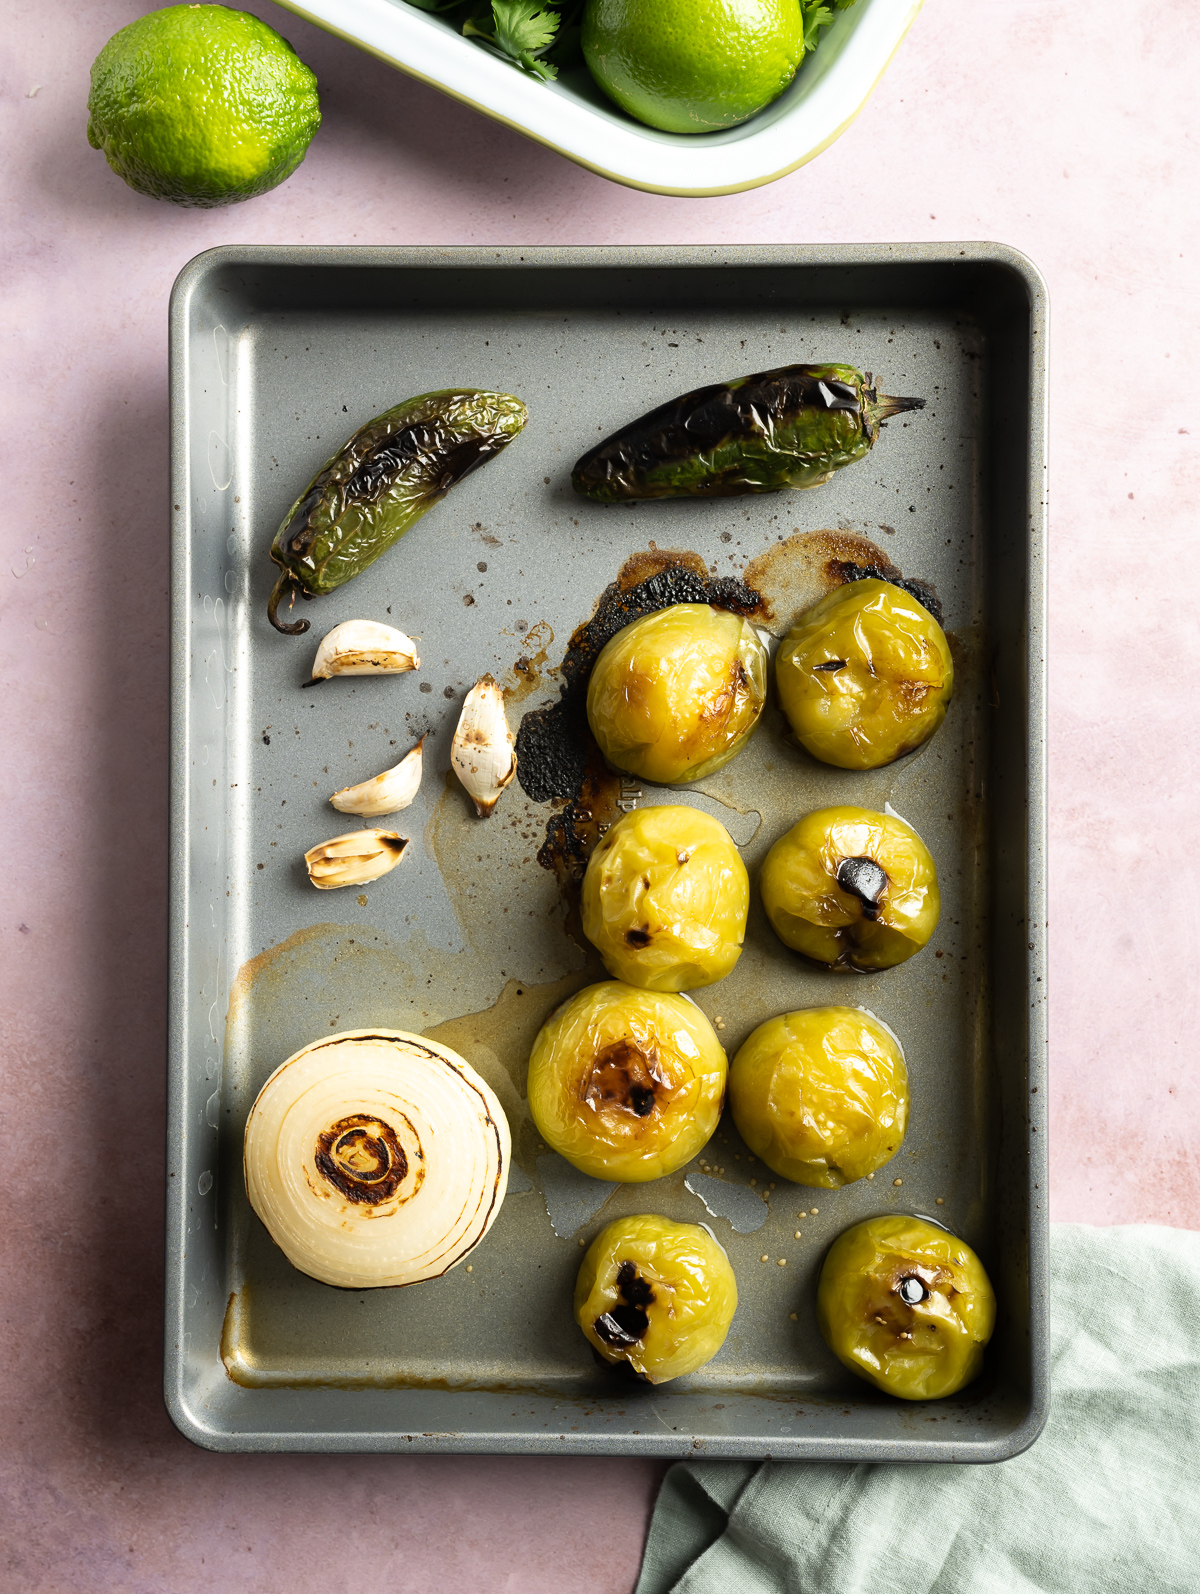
[636,1225,1200,1594]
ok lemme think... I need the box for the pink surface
[2,0,1198,1587]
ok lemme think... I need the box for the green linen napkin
[636,1225,1200,1594]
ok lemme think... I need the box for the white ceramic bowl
[277,0,925,196]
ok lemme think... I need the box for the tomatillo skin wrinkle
[776,577,953,769]
[817,1215,996,1400]
[527,982,727,1181]
[729,1006,909,1187]
[575,1214,738,1383]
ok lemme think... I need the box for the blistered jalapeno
[572,364,922,501]
[586,603,767,784]
[268,389,527,633]
[581,806,748,991]
[776,578,953,768]
[760,805,940,971]
[527,981,726,1181]
[817,1215,996,1400]
[575,1214,738,1384]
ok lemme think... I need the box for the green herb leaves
[464,0,580,81]
[800,0,856,55]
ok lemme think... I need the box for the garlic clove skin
[243,1028,511,1289]
[311,619,420,679]
[304,828,408,888]
[330,737,425,817]
[451,674,517,817]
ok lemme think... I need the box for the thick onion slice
[244,1028,510,1289]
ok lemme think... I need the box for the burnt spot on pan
[742,529,943,635]
[515,548,763,885]
[827,559,944,625]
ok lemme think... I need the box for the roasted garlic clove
[586,603,768,785]
[451,674,516,817]
[243,1028,510,1288]
[527,981,726,1182]
[304,828,407,888]
[729,1006,909,1187]
[310,619,420,680]
[817,1215,996,1400]
[330,737,425,817]
[575,1214,738,1384]
[776,578,952,769]
[760,805,939,971]
[581,805,748,991]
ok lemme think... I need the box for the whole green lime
[86,5,320,207]
[582,0,804,134]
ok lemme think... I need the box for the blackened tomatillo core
[594,1259,656,1348]
[315,1113,408,1204]
[582,1039,670,1118]
[898,1275,929,1305]
[837,855,889,920]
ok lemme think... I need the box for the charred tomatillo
[817,1215,996,1400]
[760,805,939,971]
[527,982,726,1181]
[575,1214,738,1383]
[776,578,952,769]
[581,805,748,991]
[729,1006,908,1187]
[586,603,767,784]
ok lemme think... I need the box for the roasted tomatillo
[586,603,767,784]
[776,578,953,768]
[527,982,727,1181]
[760,806,939,971]
[575,1214,738,1384]
[581,805,748,991]
[817,1215,996,1400]
[729,1007,908,1187]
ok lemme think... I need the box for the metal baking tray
[166,244,1047,1458]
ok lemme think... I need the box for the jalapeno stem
[866,389,926,425]
[267,568,311,635]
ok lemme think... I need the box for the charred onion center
[315,1113,408,1204]
[583,1039,671,1119]
[836,855,889,920]
[595,1260,656,1349]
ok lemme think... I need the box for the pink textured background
[3,1,1198,1588]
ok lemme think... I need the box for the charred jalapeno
[572,364,922,502]
[268,389,527,633]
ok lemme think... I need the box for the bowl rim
[274,0,927,196]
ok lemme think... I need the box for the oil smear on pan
[684,1171,770,1234]
[425,966,593,1183]
[225,920,590,1185]
[536,1153,618,1237]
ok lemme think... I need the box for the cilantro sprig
[801,0,856,55]
[464,0,582,81]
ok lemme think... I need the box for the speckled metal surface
[166,244,1047,1457]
